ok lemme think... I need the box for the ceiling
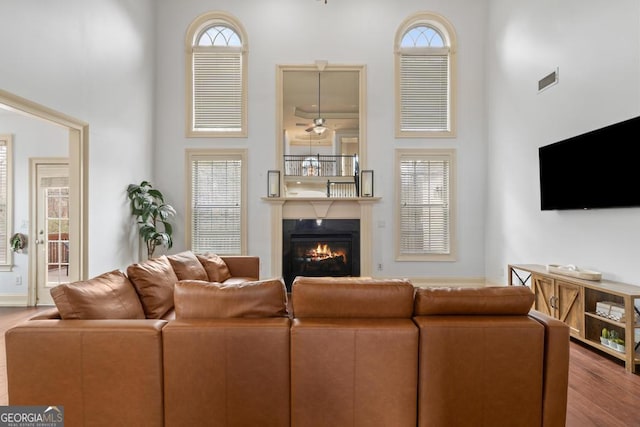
[282,70,360,144]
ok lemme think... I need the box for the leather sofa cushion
[50,270,145,319]
[291,277,415,318]
[196,253,232,282]
[174,278,288,319]
[167,251,208,281]
[127,255,179,319]
[413,286,534,316]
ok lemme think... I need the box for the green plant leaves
[127,181,176,258]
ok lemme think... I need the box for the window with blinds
[193,49,242,132]
[399,53,449,131]
[186,14,248,137]
[0,135,12,269]
[395,14,457,137]
[187,150,246,255]
[396,149,456,261]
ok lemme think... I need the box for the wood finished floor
[0,307,638,426]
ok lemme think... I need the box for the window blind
[399,54,449,132]
[0,140,7,264]
[190,156,242,254]
[193,49,242,132]
[399,157,450,254]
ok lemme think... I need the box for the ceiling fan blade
[305,126,314,132]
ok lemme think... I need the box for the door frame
[30,159,71,305]
[0,89,89,307]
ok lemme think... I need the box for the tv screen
[539,115,640,210]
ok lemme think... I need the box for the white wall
[0,114,67,295]
[485,0,640,284]
[4,0,637,294]
[154,0,489,280]
[0,0,157,291]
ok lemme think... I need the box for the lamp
[267,170,281,198]
[361,170,374,197]
[311,118,327,135]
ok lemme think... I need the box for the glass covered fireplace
[282,219,360,291]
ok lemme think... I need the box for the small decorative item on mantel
[360,170,374,197]
[267,170,281,198]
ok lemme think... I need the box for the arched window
[395,12,457,137]
[186,12,248,137]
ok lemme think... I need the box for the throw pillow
[50,270,145,320]
[196,253,232,283]
[413,286,535,316]
[127,255,179,319]
[174,278,288,319]
[167,251,208,281]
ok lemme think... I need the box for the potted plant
[600,328,610,346]
[607,330,620,350]
[126,180,176,258]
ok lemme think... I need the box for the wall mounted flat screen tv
[539,115,640,210]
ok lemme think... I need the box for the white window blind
[0,138,7,265]
[193,49,243,132]
[399,155,450,255]
[190,155,243,254]
[400,53,449,132]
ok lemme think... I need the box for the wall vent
[538,68,559,92]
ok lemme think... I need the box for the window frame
[395,148,457,262]
[185,148,247,255]
[394,12,457,138]
[185,11,248,138]
[0,134,12,271]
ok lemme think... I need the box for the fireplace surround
[263,198,378,284]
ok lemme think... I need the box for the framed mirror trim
[275,63,367,182]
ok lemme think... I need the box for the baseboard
[372,276,488,288]
[0,294,29,307]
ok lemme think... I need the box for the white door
[34,163,70,306]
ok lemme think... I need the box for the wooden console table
[508,264,640,373]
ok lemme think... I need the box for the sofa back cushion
[291,277,415,318]
[413,286,534,316]
[174,278,288,319]
[196,253,232,282]
[167,251,208,281]
[50,270,145,319]
[127,255,179,319]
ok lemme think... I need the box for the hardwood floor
[566,340,640,426]
[0,307,638,425]
[0,306,51,406]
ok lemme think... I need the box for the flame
[304,243,346,262]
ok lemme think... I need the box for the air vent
[538,68,559,92]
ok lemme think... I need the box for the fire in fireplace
[283,219,360,291]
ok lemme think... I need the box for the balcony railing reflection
[284,154,358,177]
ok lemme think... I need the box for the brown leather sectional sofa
[5,253,570,427]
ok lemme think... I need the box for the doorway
[0,89,88,307]
[32,160,71,305]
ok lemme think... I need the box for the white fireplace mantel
[262,197,380,278]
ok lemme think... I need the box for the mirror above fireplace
[276,63,367,199]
